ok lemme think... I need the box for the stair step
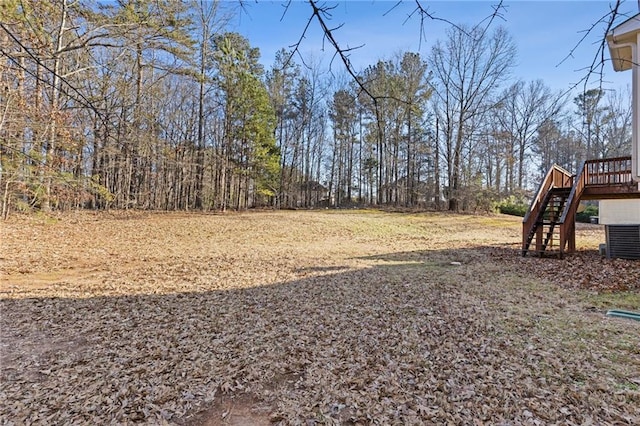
[550,187,571,195]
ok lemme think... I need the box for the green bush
[498,203,528,217]
[576,205,598,223]
[494,196,529,217]
[494,196,598,222]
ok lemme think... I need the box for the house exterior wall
[599,199,640,224]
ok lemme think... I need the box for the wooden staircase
[522,165,573,257]
[536,187,571,255]
[522,156,639,258]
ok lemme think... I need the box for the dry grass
[1,210,639,425]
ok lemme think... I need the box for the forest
[0,0,633,216]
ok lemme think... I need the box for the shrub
[494,196,529,217]
[576,205,598,223]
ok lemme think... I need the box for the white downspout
[608,38,639,183]
[634,33,639,183]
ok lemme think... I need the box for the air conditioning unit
[600,200,640,259]
[605,225,640,259]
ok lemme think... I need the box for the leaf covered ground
[1,210,639,425]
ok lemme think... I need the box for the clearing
[1,210,639,425]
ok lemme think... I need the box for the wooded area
[0,0,633,215]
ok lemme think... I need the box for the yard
[1,210,639,425]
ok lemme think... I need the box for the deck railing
[558,156,633,255]
[584,156,633,186]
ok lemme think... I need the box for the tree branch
[0,24,102,118]
[557,0,634,96]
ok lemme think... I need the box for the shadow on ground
[2,246,639,425]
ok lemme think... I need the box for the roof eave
[606,13,640,72]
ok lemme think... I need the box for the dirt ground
[1,210,639,425]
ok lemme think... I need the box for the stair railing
[522,165,573,253]
[558,161,588,256]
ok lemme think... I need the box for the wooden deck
[522,156,640,257]
[582,157,640,199]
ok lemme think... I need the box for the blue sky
[229,1,638,94]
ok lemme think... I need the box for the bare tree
[495,80,564,191]
[192,0,227,209]
[600,87,633,158]
[430,24,516,211]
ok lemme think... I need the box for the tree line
[0,0,632,217]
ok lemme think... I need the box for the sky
[228,0,639,95]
